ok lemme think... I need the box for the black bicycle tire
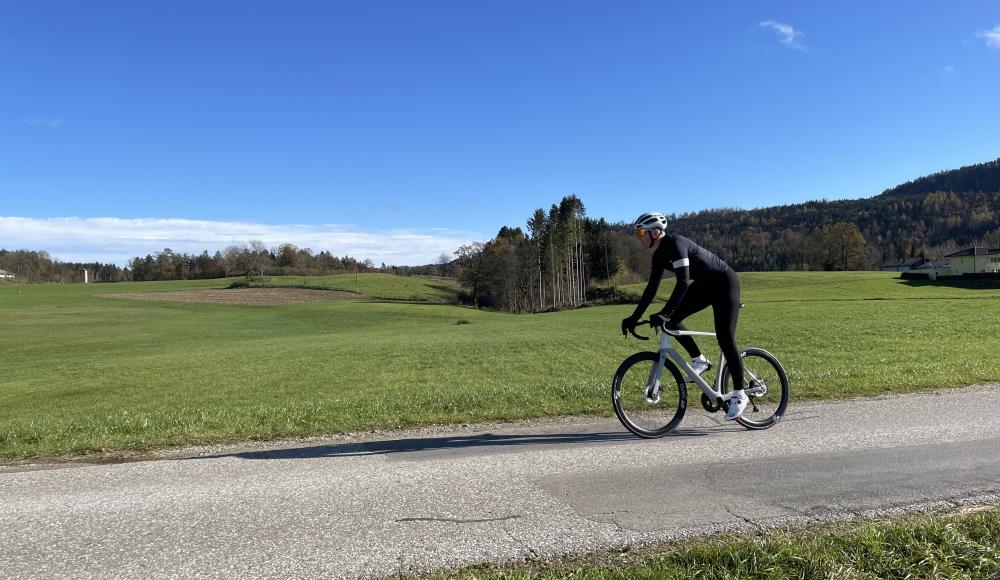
[719,347,789,430]
[611,351,687,438]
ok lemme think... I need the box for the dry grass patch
[102,288,361,306]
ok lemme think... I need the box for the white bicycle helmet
[633,212,668,235]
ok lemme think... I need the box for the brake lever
[628,326,650,341]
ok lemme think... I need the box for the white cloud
[978,24,1000,48]
[943,65,957,75]
[0,216,485,266]
[759,20,806,51]
[15,117,65,128]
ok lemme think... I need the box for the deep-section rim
[720,347,790,430]
[612,351,687,438]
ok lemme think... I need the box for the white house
[0,269,14,280]
[944,247,1000,275]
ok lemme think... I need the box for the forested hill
[668,157,1000,271]
[879,158,1000,198]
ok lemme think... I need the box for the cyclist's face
[645,229,663,250]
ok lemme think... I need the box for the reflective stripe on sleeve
[672,258,690,268]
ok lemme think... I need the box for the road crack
[396,515,521,524]
[725,506,765,535]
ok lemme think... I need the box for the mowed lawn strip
[266,272,461,302]
[439,507,1000,579]
[1,272,999,459]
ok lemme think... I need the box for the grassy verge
[442,507,1000,579]
[2,272,1000,459]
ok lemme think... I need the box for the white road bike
[613,316,790,437]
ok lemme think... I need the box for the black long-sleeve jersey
[631,233,731,319]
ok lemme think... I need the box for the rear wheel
[612,352,687,438]
[720,348,789,430]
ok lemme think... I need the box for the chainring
[700,393,722,413]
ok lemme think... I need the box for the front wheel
[612,352,687,438]
[720,348,789,430]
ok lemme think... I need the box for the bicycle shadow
[696,411,819,426]
[182,428,713,462]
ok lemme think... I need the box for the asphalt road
[2,384,999,579]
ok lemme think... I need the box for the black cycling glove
[621,315,640,336]
[650,312,671,330]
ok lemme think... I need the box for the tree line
[127,243,380,282]
[0,244,434,283]
[0,249,124,284]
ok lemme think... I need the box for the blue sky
[2,1,999,265]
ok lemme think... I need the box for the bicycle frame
[646,328,733,404]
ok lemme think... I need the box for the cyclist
[620,211,748,421]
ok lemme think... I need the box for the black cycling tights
[665,268,745,390]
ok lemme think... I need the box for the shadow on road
[182,428,713,462]
[775,413,818,423]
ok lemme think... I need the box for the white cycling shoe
[725,389,748,421]
[688,356,711,381]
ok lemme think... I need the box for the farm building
[880,257,927,272]
[0,269,14,279]
[908,259,952,280]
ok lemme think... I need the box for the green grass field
[1,272,999,459]
[444,507,1000,579]
[264,272,461,302]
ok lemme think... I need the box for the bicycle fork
[644,354,667,404]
